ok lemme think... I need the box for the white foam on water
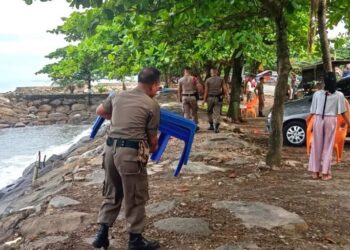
[0,126,90,189]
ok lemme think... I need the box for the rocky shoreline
[0,92,108,129]
[2,92,350,249]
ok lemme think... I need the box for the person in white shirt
[307,72,350,181]
[246,76,255,102]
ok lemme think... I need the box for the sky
[0,0,73,93]
[0,2,347,93]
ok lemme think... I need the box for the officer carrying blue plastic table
[90,107,196,177]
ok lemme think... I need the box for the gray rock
[48,195,80,208]
[0,96,10,103]
[72,103,87,111]
[50,99,62,106]
[0,107,16,117]
[81,144,104,158]
[56,105,70,114]
[47,112,68,121]
[36,111,48,118]
[14,122,25,128]
[19,212,95,237]
[32,100,42,106]
[154,217,212,236]
[146,200,176,216]
[212,201,308,232]
[27,235,68,250]
[216,242,260,250]
[170,161,226,175]
[62,99,76,105]
[27,106,38,113]
[38,104,52,112]
[84,169,104,186]
[0,124,10,129]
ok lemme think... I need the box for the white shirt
[310,90,346,116]
[246,81,254,92]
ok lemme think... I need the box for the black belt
[209,94,223,97]
[182,93,196,96]
[106,137,139,149]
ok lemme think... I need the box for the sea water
[0,124,91,189]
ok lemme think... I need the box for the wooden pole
[32,151,40,186]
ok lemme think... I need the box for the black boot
[214,123,220,133]
[92,224,110,249]
[208,122,214,130]
[259,111,265,117]
[128,233,160,250]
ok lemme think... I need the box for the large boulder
[71,103,87,111]
[0,115,18,124]
[27,106,38,114]
[14,122,26,128]
[47,112,68,121]
[212,201,308,232]
[0,96,10,103]
[0,107,16,117]
[19,212,95,238]
[56,105,70,114]
[50,99,62,106]
[36,112,48,118]
[38,104,52,112]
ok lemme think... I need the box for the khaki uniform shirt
[205,76,223,96]
[102,87,160,140]
[255,82,264,96]
[179,76,197,94]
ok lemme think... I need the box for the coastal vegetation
[24,0,350,166]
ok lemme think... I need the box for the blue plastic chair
[90,116,105,139]
[90,92,115,139]
[151,108,197,176]
[90,107,196,176]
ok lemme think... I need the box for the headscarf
[324,71,337,94]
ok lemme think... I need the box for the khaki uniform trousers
[207,96,222,124]
[182,96,198,124]
[258,94,265,113]
[97,142,149,234]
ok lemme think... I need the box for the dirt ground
[37,96,350,250]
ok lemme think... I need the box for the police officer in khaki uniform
[203,68,228,133]
[254,77,265,117]
[178,67,200,130]
[92,68,161,250]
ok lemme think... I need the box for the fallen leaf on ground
[228,172,237,178]
[324,237,336,244]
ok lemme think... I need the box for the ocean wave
[0,126,91,189]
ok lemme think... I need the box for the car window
[337,78,350,97]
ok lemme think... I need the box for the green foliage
[26,0,349,86]
[96,84,108,93]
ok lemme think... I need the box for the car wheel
[283,120,306,146]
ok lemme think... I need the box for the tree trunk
[122,79,127,91]
[87,77,92,105]
[250,60,260,74]
[164,72,169,88]
[223,65,231,84]
[317,0,332,72]
[227,53,243,122]
[266,6,292,167]
[307,0,319,54]
[204,61,213,80]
